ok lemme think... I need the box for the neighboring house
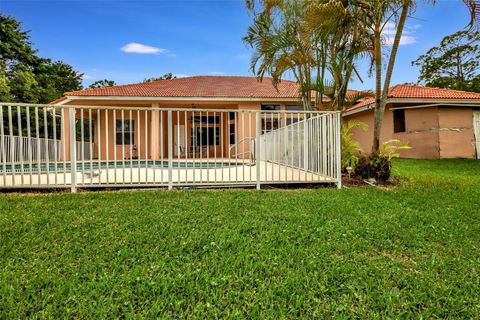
[52,76,310,161]
[343,85,480,159]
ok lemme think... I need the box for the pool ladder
[229,137,256,165]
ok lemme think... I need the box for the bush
[354,140,411,182]
[354,155,391,181]
[341,120,368,170]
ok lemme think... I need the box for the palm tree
[245,0,370,111]
[244,0,318,110]
[306,1,370,111]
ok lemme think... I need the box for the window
[261,104,280,111]
[393,109,406,133]
[115,119,134,145]
[192,115,220,124]
[192,127,220,146]
[285,105,303,111]
[262,118,280,134]
[286,118,300,125]
[229,124,236,144]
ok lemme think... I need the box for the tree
[412,30,480,92]
[143,73,176,82]
[305,1,371,110]
[1,14,83,139]
[244,0,368,111]
[7,69,41,103]
[0,73,11,102]
[88,79,116,89]
[0,14,83,104]
[356,0,410,155]
[244,0,323,110]
[0,14,38,72]
[35,59,83,103]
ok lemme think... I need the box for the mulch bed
[342,173,403,189]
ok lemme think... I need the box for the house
[52,76,310,161]
[343,84,480,159]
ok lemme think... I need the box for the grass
[1,159,479,318]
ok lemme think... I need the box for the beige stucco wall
[345,104,477,159]
[58,98,302,161]
[437,108,476,158]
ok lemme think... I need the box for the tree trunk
[371,25,383,154]
[373,1,410,154]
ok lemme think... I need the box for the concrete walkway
[0,161,335,189]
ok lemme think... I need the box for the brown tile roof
[345,84,480,113]
[64,76,301,99]
[388,84,480,99]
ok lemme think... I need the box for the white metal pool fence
[0,103,341,191]
[1,136,93,163]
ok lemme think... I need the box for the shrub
[354,140,411,182]
[380,139,412,160]
[354,155,391,181]
[341,120,368,170]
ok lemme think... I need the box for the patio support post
[69,107,77,193]
[150,103,160,160]
[167,110,173,190]
[255,111,261,190]
[335,112,342,189]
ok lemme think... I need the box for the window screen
[115,119,135,145]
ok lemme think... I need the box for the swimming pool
[0,160,242,174]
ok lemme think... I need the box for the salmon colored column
[150,103,160,160]
[60,107,72,161]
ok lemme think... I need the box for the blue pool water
[0,160,238,174]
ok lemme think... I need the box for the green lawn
[1,159,479,318]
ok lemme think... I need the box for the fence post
[167,110,173,190]
[335,112,342,189]
[255,111,261,190]
[69,107,77,193]
[303,117,309,170]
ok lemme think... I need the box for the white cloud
[382,22,419,46]
[384,35,417,45]
[384,22,397,29]
[82,74,94,80]
[174,74,189,78]
[121,43,167,54]
[210,71,226,76]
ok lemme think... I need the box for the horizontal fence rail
[0,103,341,191]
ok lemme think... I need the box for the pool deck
[0,160,336,188]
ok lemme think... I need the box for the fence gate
[0,103,341,191]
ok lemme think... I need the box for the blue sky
[0,0,473,90]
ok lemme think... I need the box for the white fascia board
[343,98,480,116]
[342,103,375,116]
[54,98,72,106]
